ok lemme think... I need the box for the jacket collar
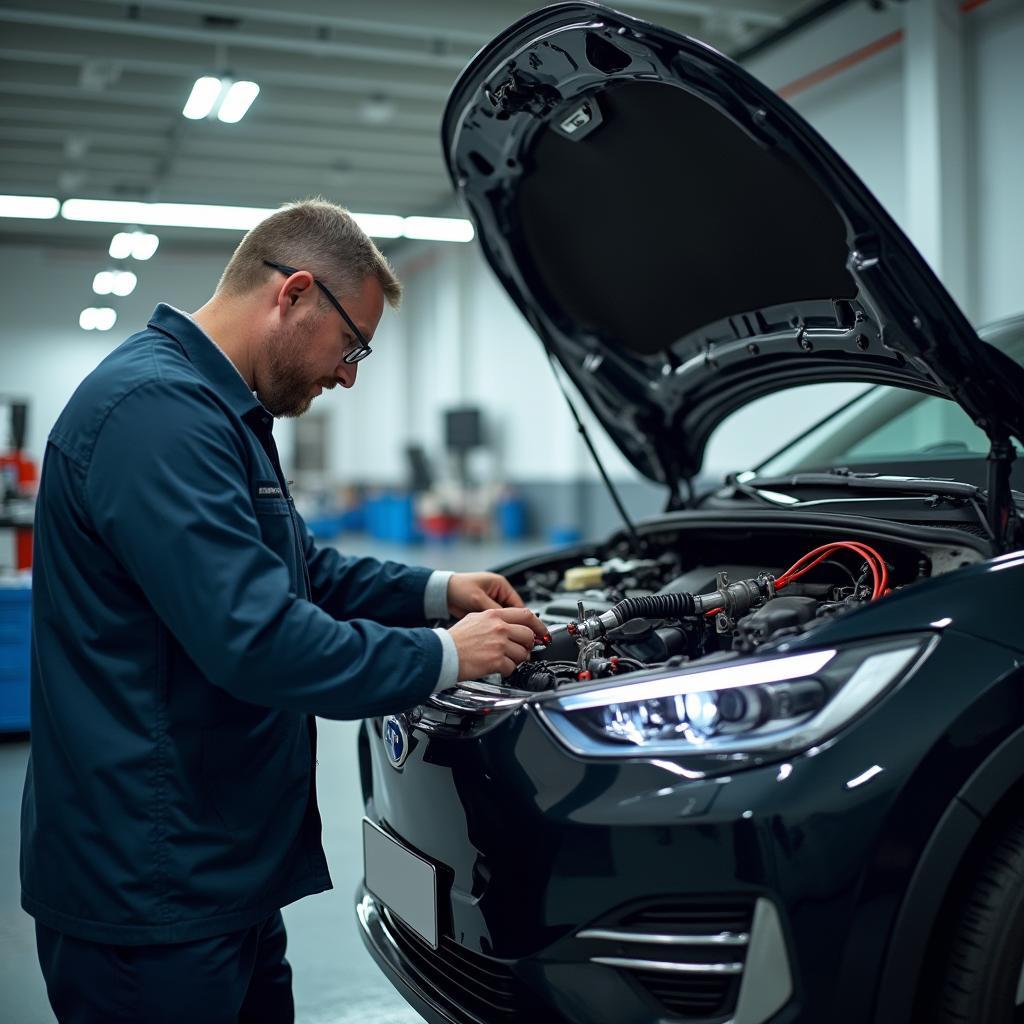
[147,303,263,420]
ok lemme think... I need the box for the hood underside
[442,2,1024,486]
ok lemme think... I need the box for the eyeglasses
[262,259,372,363]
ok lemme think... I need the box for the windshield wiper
[741,470,982,500]
[731,469,1020,544]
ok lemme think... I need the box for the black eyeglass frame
[262,259,372,364]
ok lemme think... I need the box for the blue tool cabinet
[0,580,31,732]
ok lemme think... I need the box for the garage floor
[0,539,537,1023]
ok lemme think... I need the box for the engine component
[562,565,605,591]
[568,572,777,641]
[733,596,819,653]
[518,539,896,694]
[607,617,693,663]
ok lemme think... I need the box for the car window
[702,382,869,475]
[840,392,996,460]
[744,315,1024,476]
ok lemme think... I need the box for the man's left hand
[447,572,526,619]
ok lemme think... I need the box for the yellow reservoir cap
[562,565,605,591]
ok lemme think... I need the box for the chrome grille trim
[578,928,750,946]
[592,956,744,975]
[426,688,529,713]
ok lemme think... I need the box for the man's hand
[447,571,525,619]
[448,607,549,680]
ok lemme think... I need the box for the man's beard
[258,318,319,418]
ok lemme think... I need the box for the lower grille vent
[615,897,754,935]
[632,970,738,1018]
[385,909,522,1019]
[581,896,757,1020]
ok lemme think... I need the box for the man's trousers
[35,910,294,1024]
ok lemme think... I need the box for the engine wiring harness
[509,539,893,689]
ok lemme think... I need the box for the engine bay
[501,522,982,693]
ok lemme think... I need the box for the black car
[356,5,1024,1023]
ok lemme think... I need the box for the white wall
[970,1,1024,323]
[0,243,298,465]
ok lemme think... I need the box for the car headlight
[534,635,934,772]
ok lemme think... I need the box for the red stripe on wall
[777,29,905,100]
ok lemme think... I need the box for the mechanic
[20,198,548,1024]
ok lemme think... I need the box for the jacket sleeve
[84,381,440,719]
[298,515,434,626]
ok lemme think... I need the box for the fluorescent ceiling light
[88,268,135,297]
[111,270,138,296]
[217,81,259,123]
[109,230,160,261]
[183,76,223,120]
[402,216,475,243]
[352,212,404,239]
[62,200,475,242]
[109,233,133,260]
[63,199,271,231]
[0,195,60,219]
[79,307,117,331]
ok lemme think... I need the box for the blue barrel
[496,496,527,540]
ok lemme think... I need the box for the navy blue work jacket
[21,304,443,944]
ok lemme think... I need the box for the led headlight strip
[536,637,932,767]
[554,650,837,712]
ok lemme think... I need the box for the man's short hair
[217,197,402,308]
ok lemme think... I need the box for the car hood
[441,2,1024,489]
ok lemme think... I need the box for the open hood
[442,2,1024,494]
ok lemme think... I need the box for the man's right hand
[448,607,549,680]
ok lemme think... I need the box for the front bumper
[357,883,794,1024]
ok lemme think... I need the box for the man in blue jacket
[21,198,547,1023]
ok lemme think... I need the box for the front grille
[582,896,757,1021]
[385,909,522,1019]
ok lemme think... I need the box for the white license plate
[362,818,439,949]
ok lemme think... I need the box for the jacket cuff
[424,570,454,621]
[431,628,460,692]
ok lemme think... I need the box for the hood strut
[986,437,1020,553]
[545,350,645,555]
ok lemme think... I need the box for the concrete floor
[0,538,537,1023]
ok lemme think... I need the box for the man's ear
[276,270,315,314]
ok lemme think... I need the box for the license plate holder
[362,818,439,949]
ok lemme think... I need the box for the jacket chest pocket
[254,497,305,596]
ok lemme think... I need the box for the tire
[931,814,1024,1023]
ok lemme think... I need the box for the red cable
[782,542,886,597]
[776,541,889,599]
[779,545,881,597]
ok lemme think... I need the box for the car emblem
[383,715,410,769]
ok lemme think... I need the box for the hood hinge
[986,436,1020,553]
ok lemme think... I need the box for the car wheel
[931,815,1024,1023]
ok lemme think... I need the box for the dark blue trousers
[35,910,294,1024]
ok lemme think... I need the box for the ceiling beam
[613,0,786,27]
[0,105,442,153]
[0,8,473,71]
[0,76,444,129]
[0,25,456,99]
[78,0,495,48]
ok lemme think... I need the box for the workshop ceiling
[0,0,809,247]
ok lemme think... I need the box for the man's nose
[336,362,357,389]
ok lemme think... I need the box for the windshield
[752,315,1024,477]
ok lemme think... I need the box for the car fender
[872,717,1024,1023]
